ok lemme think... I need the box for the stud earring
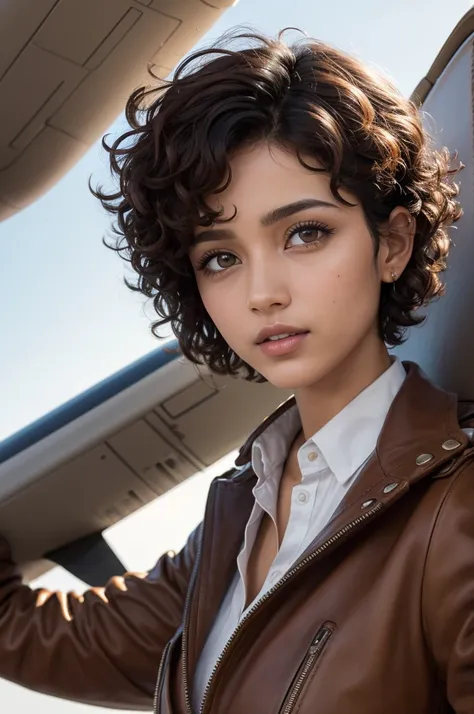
[390,269,397,282]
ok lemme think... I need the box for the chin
[259,361,325,391]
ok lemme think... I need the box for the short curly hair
[94,29,462,382]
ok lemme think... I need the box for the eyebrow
[192,198,340,246]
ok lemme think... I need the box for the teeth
[267,332,296,341]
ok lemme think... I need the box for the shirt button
[307,451,318,462]
[298,491,309,503]
[270,570,281,582]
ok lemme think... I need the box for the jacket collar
[235,361,469,481]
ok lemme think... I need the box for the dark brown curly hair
[94,29,462,382]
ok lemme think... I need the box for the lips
[255,323,309,344]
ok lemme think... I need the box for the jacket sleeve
[422,460,474,713]
[0,523,201,710]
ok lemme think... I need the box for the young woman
[0,30,473,714]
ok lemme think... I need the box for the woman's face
[189,142,393,391]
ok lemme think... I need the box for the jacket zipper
[197,501,383,714]
[153,639,173,713]
[181,523,205,714]
[279,625,333,714]
[152,516,206,714]
[154,475,219,714]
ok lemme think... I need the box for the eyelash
[195,220,334,277]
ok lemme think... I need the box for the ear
[377,206,416,284]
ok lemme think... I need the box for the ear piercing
[390,269,397,282]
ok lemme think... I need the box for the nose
[246,256,291,314]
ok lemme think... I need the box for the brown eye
[293,228,321,243]
[197,251,240,274]
[285,221,334,248]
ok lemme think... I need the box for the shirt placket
[258,445,325,593]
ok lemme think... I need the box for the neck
[294,335,392,441]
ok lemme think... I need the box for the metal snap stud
[361,499,376,509]
[416,453,434,466]
[442,439,461,451]
[383,482,399,494]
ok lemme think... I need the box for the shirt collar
[251,405,301,485]
[312,357,406,484]
[251,357,406,486]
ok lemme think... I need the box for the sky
[0,0,472,711]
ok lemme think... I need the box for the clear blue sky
[0,0,472,711]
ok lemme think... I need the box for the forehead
[203,142,336,218]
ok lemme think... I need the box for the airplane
[0,3,473,586]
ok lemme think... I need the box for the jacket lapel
[186,466,256,688]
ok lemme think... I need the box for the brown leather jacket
[1,362,474,714]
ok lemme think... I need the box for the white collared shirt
[193,358,407,711]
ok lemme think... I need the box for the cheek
[197,283,219,321]
[298,247,379,316]
[196,280,240,336]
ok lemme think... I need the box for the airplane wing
[0,342,286,584]
[0,0,235,221]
